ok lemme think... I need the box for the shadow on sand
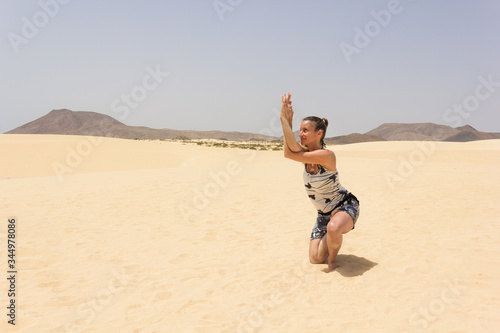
[324,254,377,277]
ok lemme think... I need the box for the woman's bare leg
[326,212,354,272]
[309,235,329,264]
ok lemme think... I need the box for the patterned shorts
[310,194,360,240]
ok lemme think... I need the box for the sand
[1,134,499,332]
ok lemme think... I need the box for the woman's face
[299,120,322,146]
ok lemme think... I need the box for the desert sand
[1,134,499,332]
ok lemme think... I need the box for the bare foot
[327,262,338,272]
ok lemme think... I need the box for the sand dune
[1,134,499,332]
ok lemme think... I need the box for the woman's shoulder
[321,165,337,173]
[321,148,336,158]
[320,148,336,171]
[321,147,334,152]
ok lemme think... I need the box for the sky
[1,0,499,137]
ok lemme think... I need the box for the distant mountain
[365,122,500,142]
[5,109,278,141]
[7,109,124,134]
[325,133,386,145]
[365,122,460,141]
[287,131,386,145]
[443,125,500,142]
[5,110,500,144]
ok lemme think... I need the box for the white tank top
[303,163,350,215]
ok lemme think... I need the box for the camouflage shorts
[310,194,360,240]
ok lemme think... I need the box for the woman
[280,92,360,272]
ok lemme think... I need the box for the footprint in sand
[181,156,199,167]
[139,285,174,318]
[176,299,210,315]
[168,253,195,264]
[126,303,143,321]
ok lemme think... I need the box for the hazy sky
[1,0,499,137]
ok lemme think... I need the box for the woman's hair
[303,116,329,148]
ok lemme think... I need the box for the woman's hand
[280,92,305,153]
[280,92,294,126]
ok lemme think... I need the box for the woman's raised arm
[280,92,305,153]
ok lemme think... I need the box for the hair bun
[322,118,329,128]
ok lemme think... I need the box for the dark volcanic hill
[442,125,500,142]
[7,109,124,134]
[365,122,460,141]
[5,109,278,141]
[365,122,499,142]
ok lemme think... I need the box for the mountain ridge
[5,109,500,143]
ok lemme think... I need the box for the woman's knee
[327,220,342,234]
[309,255,325,264]
[328,213,353,235]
